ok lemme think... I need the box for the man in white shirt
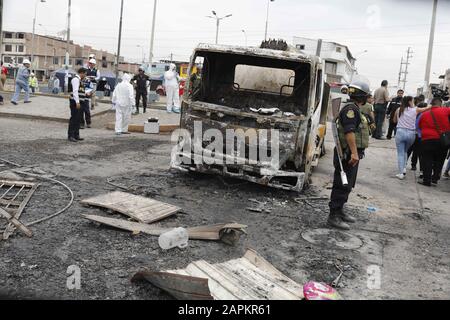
[68,68,90,142]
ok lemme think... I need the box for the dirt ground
[0,114,449,300]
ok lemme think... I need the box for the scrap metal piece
[81,191,181,224]
[82,215,247,245]
[132,249,304,300]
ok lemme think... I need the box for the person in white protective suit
[112,73,135,135]
[164,63,181,113]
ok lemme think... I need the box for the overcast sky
[3,0,450,93]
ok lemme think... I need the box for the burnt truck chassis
[172,44,329,192]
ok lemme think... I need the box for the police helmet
[348,80,371,98]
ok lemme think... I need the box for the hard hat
[89,54,96,59]
[89,59,97,65]
[348,79,370,98]
[23,59,31,65]
[30,73,35,76]
[340,85,349,94]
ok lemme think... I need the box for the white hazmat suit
[164,63,181,113]
[112,73,135,134]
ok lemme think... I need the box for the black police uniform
[386,96,402,139]
[132,74,150,113]
[329,103,364,216]
[68,76,88,140]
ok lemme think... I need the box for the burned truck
[171,43,329,192]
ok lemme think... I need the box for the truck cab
[171,44,329,192]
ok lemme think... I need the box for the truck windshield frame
[189,50,312,116]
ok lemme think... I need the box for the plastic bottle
[158,228,189,250]
[367,206,378,213]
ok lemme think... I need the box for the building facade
[293,36,356,84]
[1,31,123,80]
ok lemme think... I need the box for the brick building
[1,31,129,80]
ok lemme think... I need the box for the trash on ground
[159,227,189,250]
[0,179,39,240]
[303,282,343,300]
[82,214,247,246]
[81,191,181,224]
[132,249,304,300]
[367,206,378,213]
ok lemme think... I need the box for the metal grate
[0,180,39,240]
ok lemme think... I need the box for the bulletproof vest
[70,76,88,101]
[337,104,370,150]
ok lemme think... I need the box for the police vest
[87,68,98,82]
[337,104,370,150]
[70,76,88,102]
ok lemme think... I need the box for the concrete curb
[106,122,179,134]
[0,108,113,123]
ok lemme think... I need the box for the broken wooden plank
[82,215,247,244]
[0,180,36,188]
[81,191,180,224]
[131,272,213,300]
[133,250,304,301]
[0,208,33,238]
[3,184,39,240]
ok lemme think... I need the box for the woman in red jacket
[418,97,450,186]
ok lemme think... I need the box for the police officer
[132,67,150,114]
[86,58,100,109]
[68,68,90,143]
[328,80,371,230]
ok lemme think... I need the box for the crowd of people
[369,81,450,187]
[66,57,183,139]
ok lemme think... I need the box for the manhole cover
[301,228,364,250]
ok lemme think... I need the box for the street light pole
[424,0,438,92]
[31,0,46,70]
[207,11,232,45]
[264,0,274,41]
[149,0,158,68]
[242,30,247,46]
[115,0,124,84]
[137,45,145,64]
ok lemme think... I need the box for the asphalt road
[0,116,449,300]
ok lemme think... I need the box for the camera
[431,86,449,101]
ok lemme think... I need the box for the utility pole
[0,0,3,62]
[149,0,158,68]
[264,0,275,41]
[316,39,323,57]
[64,0,71,94]
[398,47,413,91]
[115,0,124,84]
[66,0,71,66]
[397,57,404,88]
[424,0,438,92]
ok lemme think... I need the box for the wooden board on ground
[0,180,39,240]
[81,191,181,224]
[82,214,247,244]
[132,249,304,300]
[0,208,33,237]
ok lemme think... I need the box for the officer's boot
[328,213,350,231]
[340,210,357,224]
